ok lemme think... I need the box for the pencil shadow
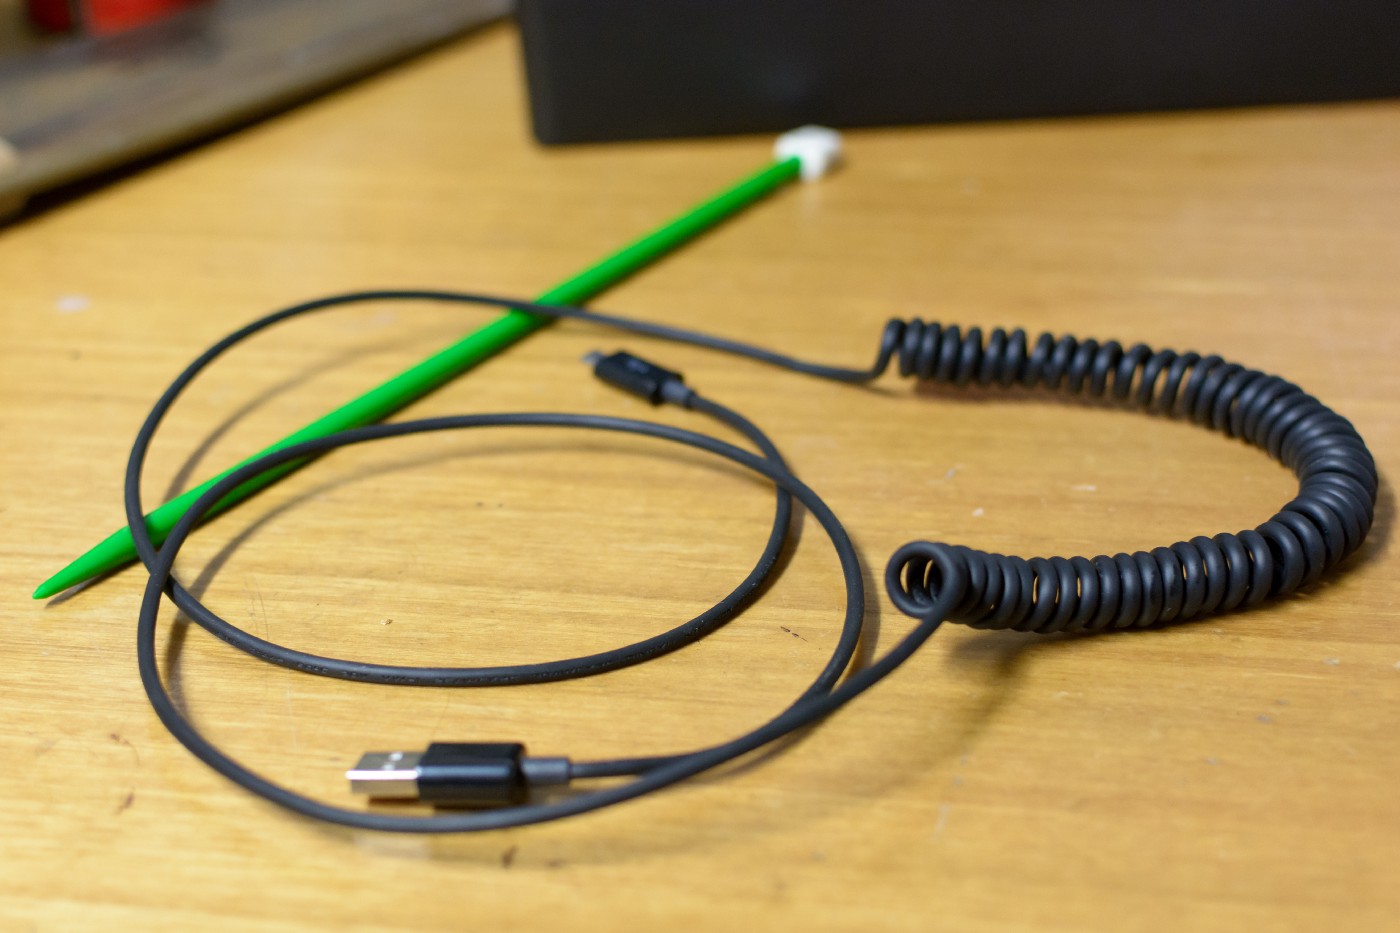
[160,323,473,502]
[41,565,122,606]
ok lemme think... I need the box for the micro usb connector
[585,350,694,406]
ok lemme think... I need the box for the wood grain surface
[2,22,1397,933]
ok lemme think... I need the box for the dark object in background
[0,0,508,219]
[517,0,1400,144]
[28,0,202,35]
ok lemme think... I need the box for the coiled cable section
[877,320,1377,632]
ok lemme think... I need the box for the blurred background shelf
[0,0,508,218]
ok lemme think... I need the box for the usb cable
[121,291,1374,829]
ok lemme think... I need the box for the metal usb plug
[347,751,424,800]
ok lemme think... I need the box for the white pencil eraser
[774,125,843,181]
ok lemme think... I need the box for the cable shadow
[138,341,1387,861]
[668,535,886,790]
[850,547,885,676]
[912,377,1155,412]
[141,430,1030,865]
[159,323,480,501]
[608,497,905,794]
[156,434,801,715]
[1358,472,1393,561]
[371,622,1032,867]
[619,446,1390,863]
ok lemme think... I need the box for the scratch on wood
[116,791,134,814]
[255,581,270,638]
[110,732,141,762]
[501,845,517,868]
[780,626,807,642]
[932,803,952,839]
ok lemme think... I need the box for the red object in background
[27,0,202,35]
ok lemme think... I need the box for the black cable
[125,291,943,831]
[123,291,1376,832]
[135,412,924,832]
[874,321,1377,632]
[134,403,795,689]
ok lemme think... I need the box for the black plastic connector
[347,743,571,808]
[417,742,528,806]
[587,350,693,406]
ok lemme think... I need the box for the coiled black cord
[875,320,1377,633]
[457,297,1376,632]
[124,290,1375,831]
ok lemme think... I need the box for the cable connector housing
[586,350,694,406]
[348,743,570,808]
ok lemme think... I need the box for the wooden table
[2,22,1397,932]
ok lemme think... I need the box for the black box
[517,0,1400,144]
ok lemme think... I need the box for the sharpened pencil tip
[33,580,61,600]
[33,561,91,599]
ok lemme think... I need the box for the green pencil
[33,141,836,600]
